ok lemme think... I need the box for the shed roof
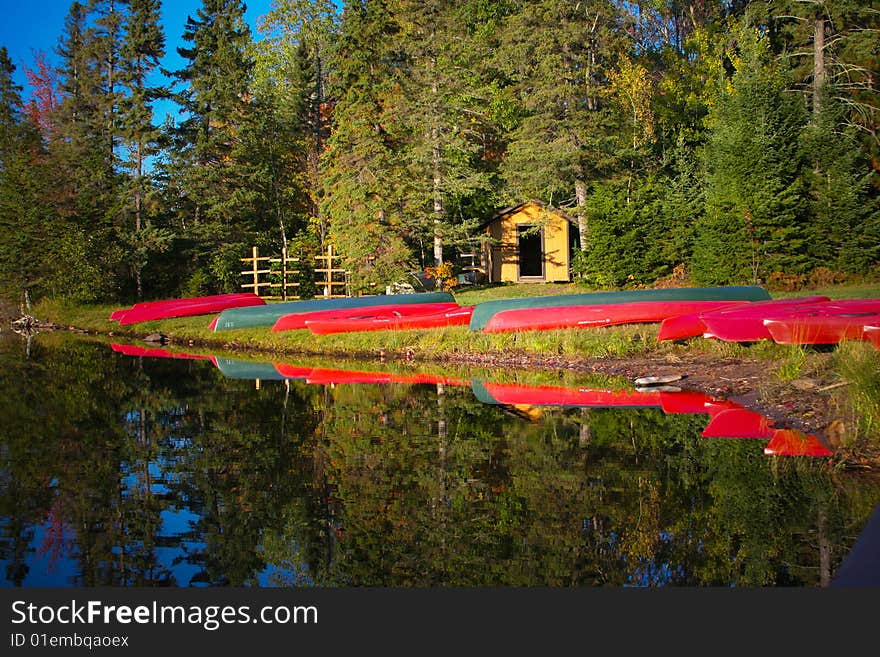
[477,201,577,231]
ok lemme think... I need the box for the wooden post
[250,246,259,294]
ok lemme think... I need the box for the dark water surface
[2,332,879,587]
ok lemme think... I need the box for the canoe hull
[305,306,474,334]
[697,296,831,342]
[116,293,266,325]
[482,299,755,333]
[468,286,772,332]
[272,302,461,332]
[761,300,880,344]
[213,292,456,331]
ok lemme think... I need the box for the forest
[0,0,878,303]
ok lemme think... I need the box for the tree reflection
[1,335,879,587]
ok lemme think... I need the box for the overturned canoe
[482,299,757,334]
[305,305,474,335]
[213,291,456,331]
[110,293,261,322]
[272,302,461,332]
[469,286,771,332]
[761,299,880,345]
[115,293,266,326]
[694,296,832,342]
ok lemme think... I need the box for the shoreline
[7,294,880,473]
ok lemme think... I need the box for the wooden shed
[477,202,578,284]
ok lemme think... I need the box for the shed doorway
[517,225,544,279]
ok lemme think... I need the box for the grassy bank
[32,280,880,363]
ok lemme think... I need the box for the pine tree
[48,1,125,300]
[801,91,879,274]
[167,0,260,293]
[0,48,56,299]
[693,27,809,285]
[496,0,627,250]
[386,0,501,266]
[321,0,414,291]
[118,0,170,298]
[257,0,338,245]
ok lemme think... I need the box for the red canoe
[696,296,832,342]
[700,408,776,439]
[305,306,474,335]
[864,326,880,348]
[116,293,266,326]
[110,293,262,322]
[762,299,880,345]
[656,303,751,341]
[481,299,759,334]
[110,342,214,362]
[271,302,461,332]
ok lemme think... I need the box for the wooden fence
[241,245,348,300]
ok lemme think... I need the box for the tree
[0,48,54,299]
[388,0,501,266]
[320,0,415,291]
[118,0,170,299]
[497,0,627,252]
[801,91,880,273]
[257,0,339,246]
[693,27,809,285]
[38,1,126,300]
[167,0,261,292]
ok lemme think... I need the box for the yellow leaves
[607,58,655,148]
[424,261,458,292]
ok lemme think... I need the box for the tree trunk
[813,16,825,117]
[574,178,588,252]
[431,60,444,265]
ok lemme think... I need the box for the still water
[2,332,879,587]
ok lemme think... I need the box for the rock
[143,333,167,344]
[635,385,682,393]
[634,373,685,386]
[791,379,818,391]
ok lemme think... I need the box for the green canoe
[468,286,772,331]
[214,357,286,380]
[213,291,457,332]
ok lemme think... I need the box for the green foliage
[575,179,677,288]
[2,0,878,304]
[693,27,810,285]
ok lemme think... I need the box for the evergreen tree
[257,0,339,245]
[48,1,125,300]
[0,48,56,299]
[383,0,502,266]
[496,0,627,251]
[693,27,809,285]
[118,0,170,299]
[321,0,414,291]
[801,91,880,274]
[167,0,259,292]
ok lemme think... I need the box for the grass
[832,341,880,447]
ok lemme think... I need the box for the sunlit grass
[832,340,880,446]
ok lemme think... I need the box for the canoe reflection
[109,342,833,457]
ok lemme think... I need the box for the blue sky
[0,0,275,119]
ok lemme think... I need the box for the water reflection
[1,334,878,588]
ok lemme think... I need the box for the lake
[2,332,879,587]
